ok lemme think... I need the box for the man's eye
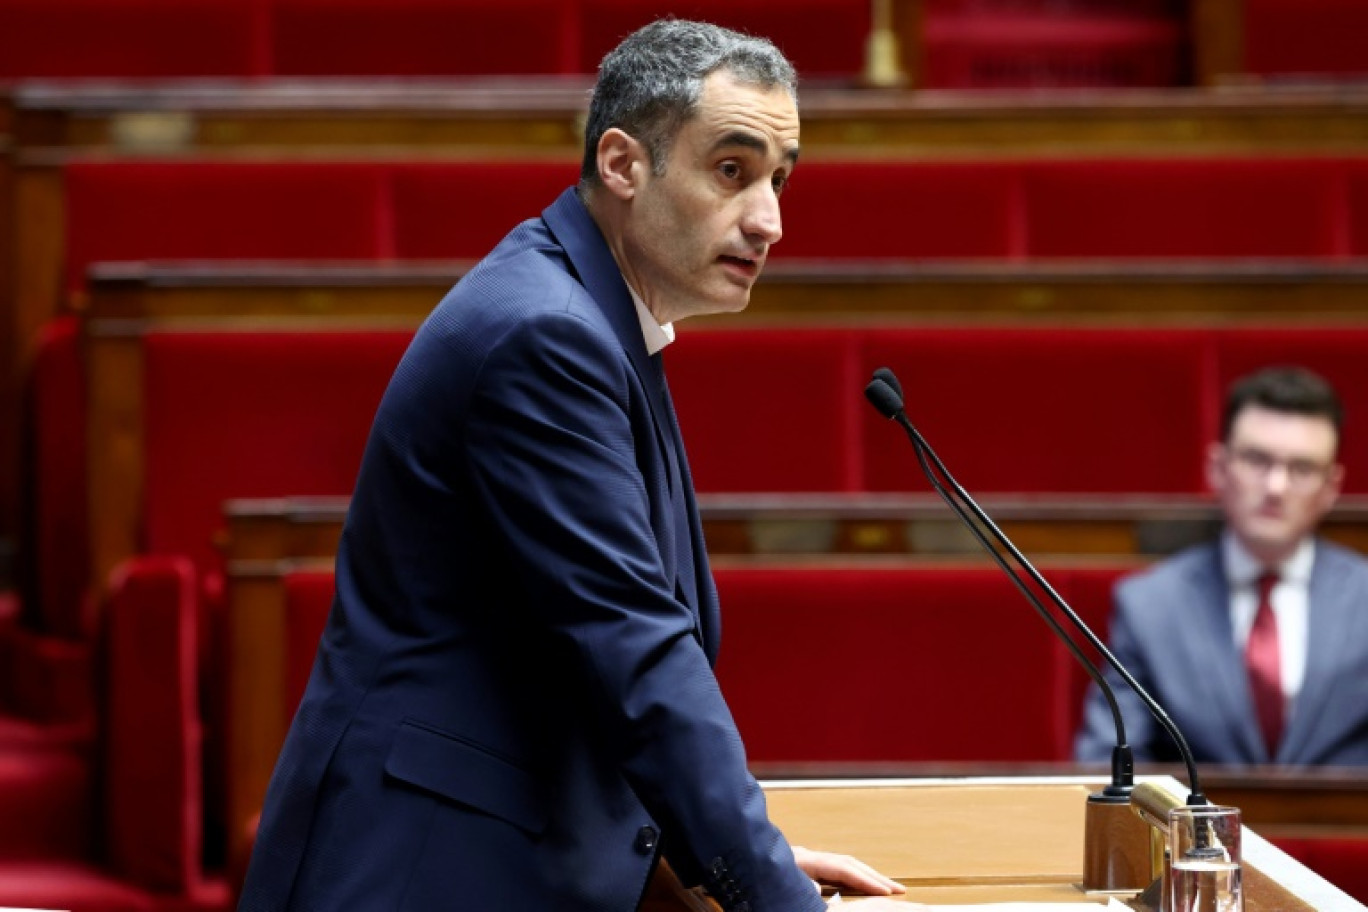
[772,173,789,196]
[719,162,742,180]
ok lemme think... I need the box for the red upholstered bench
[712,561,1089,764]
[1020,158,1354,259]
[61,158,582,300]
[0,557,231,911]
[62,161,395,298]
[282,570,335,715]
[922,12,1184,89]
[578,0,868,76]
[0,0,259,79]
[389,161,581,259]
[1269,834,1368,906]
[74,327,413,899]
[669,327,864,493]
[270,0,574,76]
[858,326,1215,495]
[1244,0,1368,80]
[138,330,411,574]
[773,160,1020,261]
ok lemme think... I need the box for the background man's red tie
[1247,572,1284,758]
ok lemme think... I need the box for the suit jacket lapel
[1181,549,1267,761]
[541,189,717,655]
[1283,542,1355,762]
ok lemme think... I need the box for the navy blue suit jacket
[238,189,823,911]
[1075,538,1368,766]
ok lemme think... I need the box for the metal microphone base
[1083,788,1154,893]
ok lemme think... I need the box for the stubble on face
[621,71,800,325]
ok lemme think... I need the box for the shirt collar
[625,280,674,356]
[1221,530,1315,587]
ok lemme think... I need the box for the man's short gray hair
[579,18,797,187]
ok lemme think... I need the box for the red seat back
[714,562,1076,763]
[859,327,1215,494]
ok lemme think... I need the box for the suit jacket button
[635,825,658,854]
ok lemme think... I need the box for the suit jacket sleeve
[1074,576,1164,763]
[465,308,824,912]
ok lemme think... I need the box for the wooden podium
[749,776,1366,909]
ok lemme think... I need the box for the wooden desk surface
[762,776,1366,909]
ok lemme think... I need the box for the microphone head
[864,377,904,420]
[872,367,904,403]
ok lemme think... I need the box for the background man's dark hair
[1222,365,1344,443]
[578,18,797,188]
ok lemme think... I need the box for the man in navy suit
[1076,366,1368,766]
[239,18,912,912]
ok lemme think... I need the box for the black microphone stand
[865,371,1208,893]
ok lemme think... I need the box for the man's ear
[597,128,646,201]
[1205,441,1227,494]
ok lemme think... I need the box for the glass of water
[1168,804,1243,912]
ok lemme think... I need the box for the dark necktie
[1246,571,1283,758]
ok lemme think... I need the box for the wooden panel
[762,778,1332,910]
[1190,0,1245,87]
[86,262,1368,327]
[85,330,144,593]
[17,81,1368,158]
[219,493,1368,561]
[224,570,291,874]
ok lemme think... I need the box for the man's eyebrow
[710,130,800,165]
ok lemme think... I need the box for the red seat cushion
[0,746,93,861]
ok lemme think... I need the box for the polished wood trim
[220,493,1368,561]
[85,330,144,600]
[15,80,1368,157]
[753,764,1368,839]
[224,573,288,873]
[85,261,1368,327]
[1191,0,1245,87]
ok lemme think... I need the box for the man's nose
[1264,462,1292,494]
[742,185,783,246]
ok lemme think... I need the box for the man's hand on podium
[791,846,928,906]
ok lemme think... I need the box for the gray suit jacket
[1075,537,1368,766]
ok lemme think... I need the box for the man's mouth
[719,254,759,271]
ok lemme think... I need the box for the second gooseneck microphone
[864,367,1207,806]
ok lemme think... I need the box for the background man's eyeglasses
[1227,447,1334,489]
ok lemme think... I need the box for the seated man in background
[1076,365,1368,766]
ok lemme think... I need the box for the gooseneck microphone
[866,376,1136,800]
[863,368,1207,808]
